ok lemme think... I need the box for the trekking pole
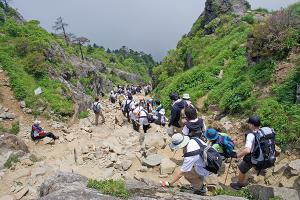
[224,157,233,185]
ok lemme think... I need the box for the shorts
[238,155,253,174]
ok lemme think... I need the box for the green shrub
[79,111,89,119]
[214,188,253,199]
[24,52,47,78]
[4,154,19,168]
[242,14,255,24]
[87,179,130,199]
[9,121,20,135]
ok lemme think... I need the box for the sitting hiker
[161,133,209,195]
[31,120,59,141]
[230,116,276,190]
[182,106,206,138]
[204,128,236,158]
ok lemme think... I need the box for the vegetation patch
[87,179,130,199]
[79,110,89,119]
[214,188,253,199]
[4,154,20,169]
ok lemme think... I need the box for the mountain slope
[153,0,300,146]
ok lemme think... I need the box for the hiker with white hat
[160,133,209,195]
[182,93,193,107]
[31,120,59,141]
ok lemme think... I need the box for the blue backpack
[216,133,235,158]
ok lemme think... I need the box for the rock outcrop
[38,172,247,200]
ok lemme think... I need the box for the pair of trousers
[183,167,205,190]
[95,110,105,125]
[32,132,57,140]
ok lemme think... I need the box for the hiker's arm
[170,171,184,185]
[236,148,251,159]
[168,108,176,126]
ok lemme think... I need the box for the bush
[87,179,130,199]
[4,154,19,168]
[9,121,20,135]
[214,188,253,199]
[242,14,255,24]
[79,111,89,119]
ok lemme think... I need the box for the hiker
[31,120,59,141]
[160,133,209,195]
[230,116,276,190]
[109,91,116,104]
[92,97,105,125]
[129,104,140,132]
[204,128,236,158]
[146,98,154,113]
[134,103,150,133]
[182,93,193,107]
[168,92,185,136]
[182,106,206,138]
[118,93,125,108]
[122,94,134,122]
[154,108,168,127]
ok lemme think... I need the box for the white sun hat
[182,93,190,100]
[169,133,190,150]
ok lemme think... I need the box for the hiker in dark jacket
[182,106,206,138]
[31,120,59,141]
[168,92,185,136]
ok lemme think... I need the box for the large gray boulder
[39,172,118,200]
[248,184,300,200]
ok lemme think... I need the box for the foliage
[153,3,300,147]
[4,154,19,168]
[214,188,253,199]
[9,121,20,134]
[87,179,130,199]
[79,110,89,119]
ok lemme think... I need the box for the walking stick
[224,157,233,185]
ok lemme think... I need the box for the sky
[11,0,300,61]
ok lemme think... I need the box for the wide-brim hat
[169,133,190,150]
[182,93,190,100]
[159,109,165,115]
[204,128,219,141]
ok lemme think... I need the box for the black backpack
[184,137,222,174]
[124,100,132,113]
[140,109,155,123]
[251,127,276,170]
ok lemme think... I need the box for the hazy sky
[11,0,299,61]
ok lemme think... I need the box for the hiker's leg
[183,168,205,190]
[237,160,252,184]
[168,125,175,136]
[45,132,58,140]
[95,113,99,125]
[100,110,105,123]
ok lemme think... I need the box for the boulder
[19,101,26,108]
[248,184,300,200]
[122,160,133,171]
[0,112,16,119]
[0,134,29,153]
[288,159,300,175]
[142,133,166,150]
[15,186,29,200]
[142,154,164,167]
[160,158,176,175]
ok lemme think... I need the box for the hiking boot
[230,182,246,190]
[194,184,207,196]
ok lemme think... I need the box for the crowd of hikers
[30,84,277,196]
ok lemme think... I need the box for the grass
[4,154,19,168]
[0,121,20,135]
[214,188,254,199]
[87,179,130,199]
[79,110,90,119]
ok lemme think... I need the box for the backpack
[93,102,101,114]
[184,137,222,174]
[124,100,132,113]
[215,133,235,158]
[140,109,155,123]
[186,118,204,137]
[250,127,276,170]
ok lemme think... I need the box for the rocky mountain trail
[0,68,299,200]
